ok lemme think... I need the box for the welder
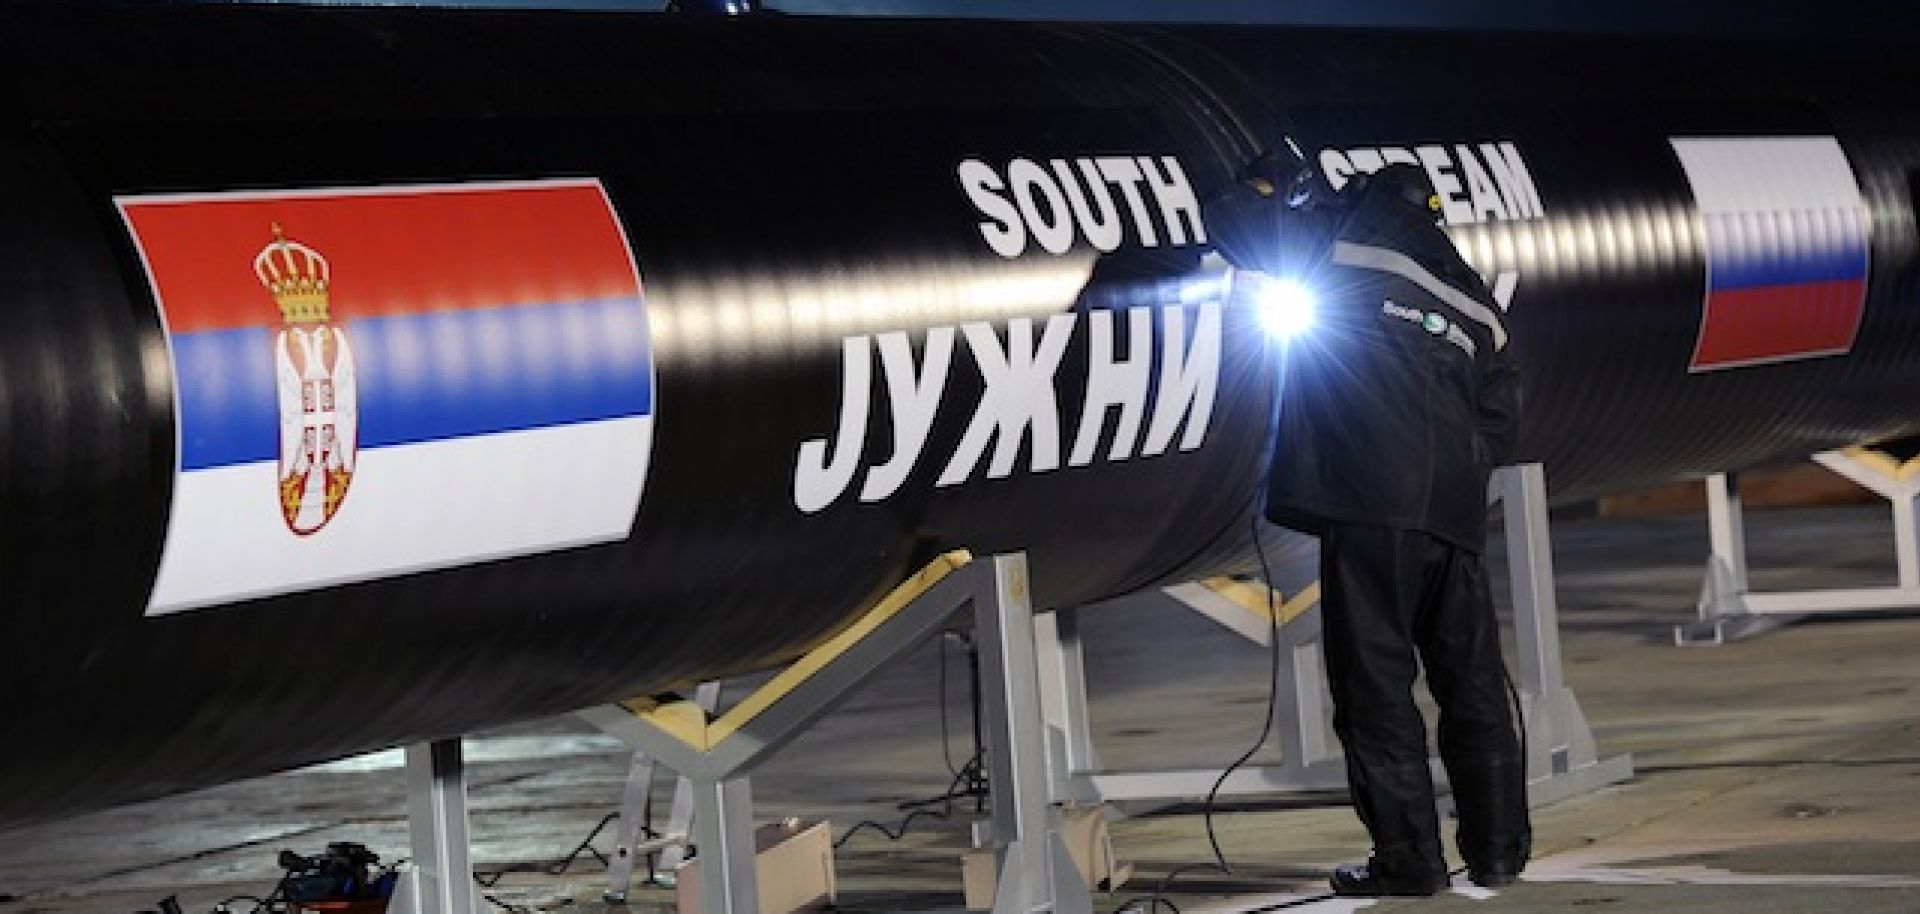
[1210,145,1530,896]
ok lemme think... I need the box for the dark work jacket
[1264,203,1521,553]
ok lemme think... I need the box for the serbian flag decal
[119,179,654,615]
[1670,136,1871,372]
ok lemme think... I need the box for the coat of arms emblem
[258,224,357,535]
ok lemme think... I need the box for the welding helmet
[1207,136,1341,278]
[1237,136,1334,211]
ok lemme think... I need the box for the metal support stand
[1035,609,1099,784]
[1043,463,1630,811]
[1044,586,1351,804]
[578,551,1093,914]
[387,739,481,914]
[1493,463,1636,803]
[1677,450,1920,645]
[603,681,719,902]
[1042,536,1360,805]
[979,555,1093,914]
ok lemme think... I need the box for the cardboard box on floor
[961,805,1131,909]
[677,818,835,914]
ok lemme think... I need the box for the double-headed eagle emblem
[257,225,358,535]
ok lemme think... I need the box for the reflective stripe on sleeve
[1331,241,1508,350]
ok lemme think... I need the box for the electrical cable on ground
[480,888,579,914]
[471,810,640,913]
[209,893,270,913]
[1115,860,1225,913]
[1201,515,1287,874]
[1238,865,1469,912]
[833,752,984,849]
[473,810,623,888]
[208,873,292,914]
[832,623,994,850]
[1117,516,1289,913]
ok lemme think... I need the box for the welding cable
[831,754,985,848]
[480,891,526,913]
[207,894,270,914]
[935,628,991,810]
[831,807,952,848]
[1114,894,1182,913]
[473,810,622,888]
[1115,859,1226,913]
[1251,873,1469,912]
[1117,517,1291,914]
[1244,891,1334,911]
[1198,515,1289,874]
[1230,864,1471,912]
[480,873,586,914]
[240,873,294,914]
[200,864,295,914]
[480,890,579,913]
[832,629,991,851]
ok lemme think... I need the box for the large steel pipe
[2,6,1918,826]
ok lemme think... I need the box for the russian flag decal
[120,179,655,615]
[1670,136,1871,372]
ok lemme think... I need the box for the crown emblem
[255,223,332,324]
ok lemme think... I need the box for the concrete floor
[2,504,1919,913]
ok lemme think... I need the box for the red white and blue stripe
[121,179,654,615]
[1671,136,1871,371]
[170,298,652,472]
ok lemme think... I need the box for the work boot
[1335,756,1448,896]
[1329,845,1448,897]
[1447,755,1532,887]
[1465,828,1531,888]
[1468,856,1524,888]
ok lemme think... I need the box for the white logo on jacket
[1381,299,1478,358]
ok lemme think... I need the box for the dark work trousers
[1320,523,1530,875]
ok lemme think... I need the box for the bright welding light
[1246,274,1317,341]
